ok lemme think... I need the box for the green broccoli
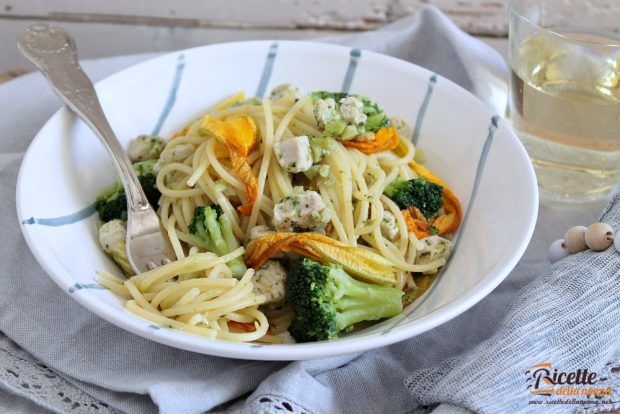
[310,91,389,139]
[95,160,161,222]
[286,257,403,342]
[309,136,336,163]
[303,165,330,181]
[188,205,246,278]
[360,97,388,132]
[132,160,160,210]
[383,177,443,218]
[95,181,127,222]
[132,159,156,175]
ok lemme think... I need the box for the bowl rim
[16,40,539,360]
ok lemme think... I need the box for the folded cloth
[404,191,620,414]
[1,5,614,414]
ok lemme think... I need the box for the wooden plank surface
[3,0,619,43]
[0,19,340,75]
[0,0,509,35]
[0,18,509,77]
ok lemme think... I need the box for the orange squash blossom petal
[245,233,397,286]
[342,125,399,154]
[200,115,259,216]
[408,161,463,236]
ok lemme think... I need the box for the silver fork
[18,24,172,274]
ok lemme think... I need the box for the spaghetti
[96,84,462,344]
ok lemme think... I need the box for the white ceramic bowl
[16,41,538,360]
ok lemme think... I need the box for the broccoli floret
[95,181,127,222]
[383,177,443,218]
[95,160,161,222]
[133,160,160,208]
[132,159,156,175]
[310,92,389,138]
[303,165,330,181]
[309,136,336,163]
[287,258,403,342]
[139,174,159,207]
[360,97,388,132]
[188,205,247,278]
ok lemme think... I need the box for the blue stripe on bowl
[22,202,97,227]
[151,53,186,136]
[341,48,361,94]
[68,282,108,293]
[411,74,438,146]
[25,54,188,227]
[255,43,279,99]
[380,115,500,335]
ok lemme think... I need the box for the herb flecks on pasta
[94,84,461,344]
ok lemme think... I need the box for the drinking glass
[509,0,620,201]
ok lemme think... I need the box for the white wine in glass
[509,1,620,201]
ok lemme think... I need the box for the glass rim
[509,0,620,48]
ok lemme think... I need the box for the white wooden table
[0,0,509,78]
[4,0,619,79]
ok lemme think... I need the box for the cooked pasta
[95,84,462,344]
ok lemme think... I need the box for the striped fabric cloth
[403,190,620,413]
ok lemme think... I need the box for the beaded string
[548,223,615,263]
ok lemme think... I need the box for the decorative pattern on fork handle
[18,24,101,124]
[18,24,172,273]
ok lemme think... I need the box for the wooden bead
[585,223,614,251]
[564,226,587,253]
[548,239,570,263]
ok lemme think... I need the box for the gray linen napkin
[0,6,615,414]
[403,190,620,414]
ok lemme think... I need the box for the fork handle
[18,24,149,211]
